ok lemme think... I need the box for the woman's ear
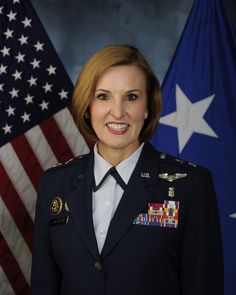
[84,110,90,119]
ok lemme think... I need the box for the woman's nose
[110,99,125,118]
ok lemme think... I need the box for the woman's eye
[127,93,138,101]
[97,93,108,100]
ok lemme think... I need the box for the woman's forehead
[95,65,146,90]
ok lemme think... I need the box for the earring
[144,111,148,119]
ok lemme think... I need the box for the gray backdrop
[31,0,236,85]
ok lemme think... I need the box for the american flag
[0,0,89,294]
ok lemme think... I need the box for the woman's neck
[97,141,140,166]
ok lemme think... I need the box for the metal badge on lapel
[168,187,175,198]
[141,172,150,178]
[51,197,63,215]
[158,173,187,182]
[64,202,69,212]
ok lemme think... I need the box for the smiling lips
[106,123,129,135]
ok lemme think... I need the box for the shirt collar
[93,143,144,186]
[93,144,112,186]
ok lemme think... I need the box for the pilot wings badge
[158,173,187,182]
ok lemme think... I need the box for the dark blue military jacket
[31,142,223,295]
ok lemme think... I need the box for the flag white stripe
[0,197,32,284]
[25,125,59,170]
[0,266,15,295]
[53,108,89,157]
[0,144,36,220]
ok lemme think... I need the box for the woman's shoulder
[145,145,215,202]
[159,151,209,175]
[145,142,211,178]
[41,152,91,179]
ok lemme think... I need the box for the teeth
[107,123,128,131]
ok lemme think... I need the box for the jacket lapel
[66,152,100,261]
[101,143,161,259]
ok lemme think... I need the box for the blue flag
[151,0,236,294]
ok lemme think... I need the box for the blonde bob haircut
[72,44,162,143]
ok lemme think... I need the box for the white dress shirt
[92,143,144,253]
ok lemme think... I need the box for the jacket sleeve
[31,174,61,295]
[179,170,224,294]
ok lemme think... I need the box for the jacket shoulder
[158,151,210,176]
[43,153,90,176]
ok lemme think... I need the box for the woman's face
[89,65,148,159]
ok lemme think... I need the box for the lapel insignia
[133,200,179,228]
[168,187,175,198]
[51,197,63,215]
[158,173,187,182]
[141,172,150,178]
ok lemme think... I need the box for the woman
[31,44,223,295]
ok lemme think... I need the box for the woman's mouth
[106,123,129,134]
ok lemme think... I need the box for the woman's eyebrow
[95,89,142,93]
[125,89,142,93]
[95,89,110,93]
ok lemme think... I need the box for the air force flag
[151,0,236,294]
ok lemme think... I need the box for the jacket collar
[101,142,161,258]
[66,142,161,260]
[66,152,101,261]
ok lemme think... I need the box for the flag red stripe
[11,135,44,190]
[40,117,74,163]
[67,106,94,149]
[0,232,30,295]
[0,163,34,251]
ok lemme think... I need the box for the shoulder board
[159,152,207,173]
[48,153,89,171]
